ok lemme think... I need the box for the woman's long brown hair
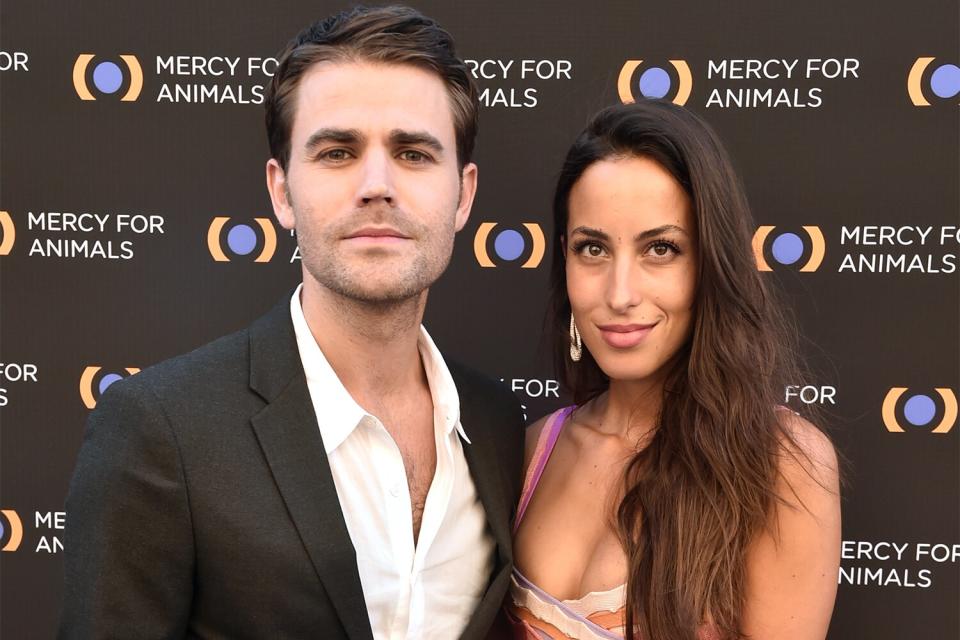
[548,101,823,639]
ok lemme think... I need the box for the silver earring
[569,313,582,362]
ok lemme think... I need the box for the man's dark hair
[265,5,479,172]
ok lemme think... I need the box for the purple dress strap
[514,405,575,532]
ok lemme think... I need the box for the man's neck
[299,278,428,412]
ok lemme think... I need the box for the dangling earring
[569,313,582,362]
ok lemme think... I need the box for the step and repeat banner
[1,1,957,638]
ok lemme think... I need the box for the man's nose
[357,149,395,206]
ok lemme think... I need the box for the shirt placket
[373,416,416,640]
[405,409,456,639]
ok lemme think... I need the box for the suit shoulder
[446,359,519,410]
[103,325,251,407]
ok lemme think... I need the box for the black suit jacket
[59,296,525,639]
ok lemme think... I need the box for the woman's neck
[585,374,665,444]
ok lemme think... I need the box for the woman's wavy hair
[548,100,819,639]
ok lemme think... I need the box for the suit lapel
[459,418,512,567]
[451,366,513,570]
[452,365,518,640]
[247,297,374,640]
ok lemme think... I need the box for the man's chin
[320,277,430,306]
[302,258,444,305]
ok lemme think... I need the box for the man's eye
[400,150,428,163]
[320,149,350,161]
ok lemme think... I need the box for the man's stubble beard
[293,203,457,307]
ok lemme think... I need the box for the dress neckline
[511,568,626,640]
[513,406,628,605]
[515,566,626,605]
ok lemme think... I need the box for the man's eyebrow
[304,128,364,151]
[389,129,445,154]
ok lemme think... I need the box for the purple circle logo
[753,225,825,273]
[771,232,805,265]
[618,60,692,107]
[227,225,258,256]
[92,61,123,94]
[882,386,958,434]
[98,373,123,395]
[639,67,671,99]
[904,394,936,426]
[931,64,960,99]
[493,229,525,261]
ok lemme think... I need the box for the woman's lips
[597,323,657,349]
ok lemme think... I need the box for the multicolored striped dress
[506,406,720,640]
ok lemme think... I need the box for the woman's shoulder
[740,411,841,634]
[774,407,839,496]
[523,406,575,475]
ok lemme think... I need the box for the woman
[507,101,841,640]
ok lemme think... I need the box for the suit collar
[287,283,470,453]
[449,363,513,568]
[449,362,518,640]
[248,292,302,403]
[288,284,366,454]
[248,293,374,640]
[247,295,514,640]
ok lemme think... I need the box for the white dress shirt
[290,285,495,639]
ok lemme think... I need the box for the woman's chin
[592,360,661,385]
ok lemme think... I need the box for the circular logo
[227,224,258,256]
[618,60,692,106]
[493,229,525,261]
[753,225,825,273]
[639,67,671,99]
[903,394,937,426]
[771,232,805,265]
[473,222,545,269]
[0,510,23,552]
[930,63,960,99]
[98,373,124,395]
[92,61,123,94]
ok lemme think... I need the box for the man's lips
[343,227,411,243]
[597,322,657,349]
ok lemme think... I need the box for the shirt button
[389,483,401,498]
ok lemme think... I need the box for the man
[60,6,524,639]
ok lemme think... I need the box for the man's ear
[266,159,295,230]
[453,162,478,232]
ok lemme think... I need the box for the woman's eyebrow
[635,224,688,241]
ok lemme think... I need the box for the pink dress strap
[514,405,576,532]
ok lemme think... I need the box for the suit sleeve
[59,377,194,639]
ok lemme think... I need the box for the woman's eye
[576,242,605,258]
[648,241,680,258]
